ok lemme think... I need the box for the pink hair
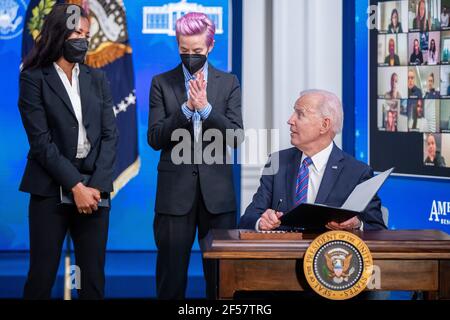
[176,12,215,47]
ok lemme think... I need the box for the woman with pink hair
[148,12,243,300]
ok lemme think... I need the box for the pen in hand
[274,199,283,229]
[259,199,284,231]
[275,199,283,213]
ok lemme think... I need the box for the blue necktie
[295,157,313,205]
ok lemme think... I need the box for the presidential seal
[303,231,373,300]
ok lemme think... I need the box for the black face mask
[63,38,89,63]
[180,54,207,75]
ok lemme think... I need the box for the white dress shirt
[53,62,91,159]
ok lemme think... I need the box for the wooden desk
[203,229,450,300]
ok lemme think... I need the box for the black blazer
[239,145,387,231]
[18,64,118,196]
[384,54,400,66]
[148,64,243,215]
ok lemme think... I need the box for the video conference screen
[370,0,450,179]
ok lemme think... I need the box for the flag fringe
[86,42,133,69]
[111,157,141,199]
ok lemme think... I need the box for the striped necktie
[192,111,201,142]
[295,157,313,205]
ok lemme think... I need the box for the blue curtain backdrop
[0,0,232,250]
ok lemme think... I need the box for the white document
[341,168,394,212]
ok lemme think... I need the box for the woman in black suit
[19,4,118,299]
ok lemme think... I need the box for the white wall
[241,0,343,214]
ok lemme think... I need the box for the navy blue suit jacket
[239,144,387,231]
[18,64,118,196]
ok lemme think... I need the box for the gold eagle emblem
[325,252,353,280]
[67,0,132,68]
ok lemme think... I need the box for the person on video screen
[388,8,403,33]
[424,73,440,98]
[413,0,430,32]
[384,38,401,66]
[409,99,427,131]
[410,39,424,65]
[408,70,423,97]
[385,73,402,99]
[442,7,449,28]
[446,74,450,96]
[424,133,446,166]
[386,110,397,132]
[428,38,438,65]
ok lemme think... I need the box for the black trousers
[154,182,236,300]
[23,195,109,300]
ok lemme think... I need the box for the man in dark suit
[239,90,386,232]
[148,12,243,299]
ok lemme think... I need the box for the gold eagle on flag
[67,0,132,68]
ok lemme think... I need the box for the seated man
[239,89,386,231]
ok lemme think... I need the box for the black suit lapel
[78,65,91,128]
[286,149,302,211]
[43,65,77,120]
[171,63,221,108]
[315,144,345,204]
[171,64,187,107]
[207,64,220,107]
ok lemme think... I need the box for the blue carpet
[0,251,205,299]
[0,252,412,299]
